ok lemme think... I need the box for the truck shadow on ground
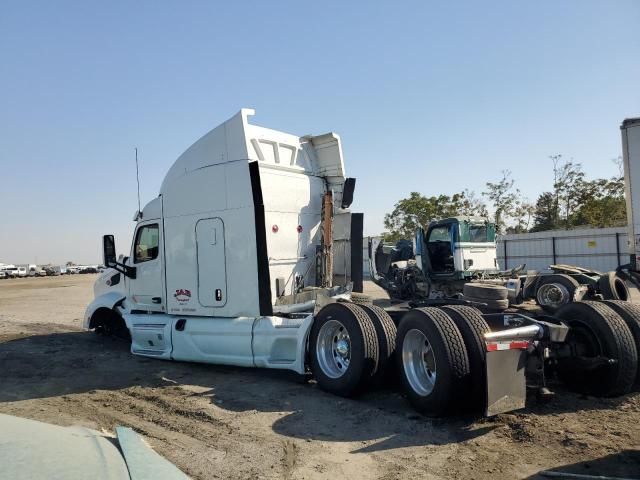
[0,329,634,453]
[525,450,640,479]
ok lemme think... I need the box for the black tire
[598,272,630,301]
[554,301,638,396]
[600,300,640,386]
[356,304,397,384]
[463,296,509,311]
[463,283,508,300]
[396,307,470,415]
[350,292,373,305]
[536,274,581,313]
[92,309,131,341]
[310,303,379,397]
[439,305,491,408]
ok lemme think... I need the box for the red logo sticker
[174,289,191,303]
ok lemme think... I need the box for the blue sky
[1,1,639,264]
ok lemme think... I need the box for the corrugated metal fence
[497,227,629,272]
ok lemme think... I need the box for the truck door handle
[175,319,186,331]
[152,297,162,304]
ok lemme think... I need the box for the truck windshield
[459,223,496,243]
[428,226,451,242]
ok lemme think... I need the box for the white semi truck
[86,111,640,416]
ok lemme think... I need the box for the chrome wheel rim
[537,283,570,308]
[316,319,351,378]
[402,329,437,396]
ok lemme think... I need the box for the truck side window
[428,226,451,242]
[468,225,488,242]
[134,224,159,263]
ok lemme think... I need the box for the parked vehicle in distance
[370,217,630,313]
[36,268,47,277]
[0,271,6,280]
[16,267,27,278]
[2,266,18,278]
[27,265,38,277]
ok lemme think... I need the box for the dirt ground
[1,276,639,480]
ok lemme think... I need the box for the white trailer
[86,111,639,416]
[622,118,640,268]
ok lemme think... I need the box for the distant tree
[578,196,626,227]
[531,192,557,232]
[483,170,520,234]
[552,158,585,226]
[573,175,626,227]
[457,189,489,217]
[66,261,75,266]
[383,190,485,241]
[509,199,536,233]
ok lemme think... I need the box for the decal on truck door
[195,218,227,307]
[174,289,192,304]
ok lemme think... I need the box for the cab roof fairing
[158,109,349,208]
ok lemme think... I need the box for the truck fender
[84,292,126,329]
[296,313,316,374]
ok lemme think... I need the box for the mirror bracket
[103,234,137,279]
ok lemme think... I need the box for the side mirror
[103,235,117,268]
[341,177,356,208]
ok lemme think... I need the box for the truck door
[196,218,227,307]
[415,228,432,274]
[426,223,455,273]
[129,221,165,312]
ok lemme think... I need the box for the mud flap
[485,343,528,416]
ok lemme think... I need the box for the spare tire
[554,301,638,396]
[536,274,580,313]
[600,300,640,386]
[463,283,508,300]
[598,272,630,301]
[463,296,509,311]
[350,292,373,305]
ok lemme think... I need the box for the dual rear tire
[310,302,490,415]
[309,302,396,397]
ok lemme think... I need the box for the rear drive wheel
[440,305,491,408]
[310,303,379,397]
[356,304,397,384]
[536,274,580,313]
[555,301,637,396]
[599,272,630,301]
[600,300,640,386]
[397,307,470,415]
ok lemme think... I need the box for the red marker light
[272,225,279,233]
[297,225,303,233]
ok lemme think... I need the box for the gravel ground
[1,275,639,479]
